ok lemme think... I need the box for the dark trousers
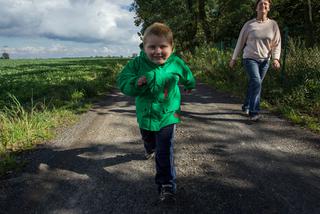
[140,124,176,193]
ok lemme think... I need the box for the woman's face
[256,0,270,13]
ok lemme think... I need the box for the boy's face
[144,34,173,65]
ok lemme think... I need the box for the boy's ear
[139,43,144,50]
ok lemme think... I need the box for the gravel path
[1,82,320,214]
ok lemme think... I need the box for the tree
[273,0,320,47]
[1,52,9,59]
[208,0,253,45]
[130,0,256,50]
[131,0,219,52]
[131,0,320,50]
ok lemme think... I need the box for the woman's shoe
[249,114,261,121]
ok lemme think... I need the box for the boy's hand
[184,89,192,95]
[137,76,147,86]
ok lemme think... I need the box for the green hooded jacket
[117,50,195,131]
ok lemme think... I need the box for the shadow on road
[1,82,320,214]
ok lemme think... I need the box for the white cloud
[4,41,138,58]
[0,0,141,57]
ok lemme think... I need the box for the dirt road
[1,83,320,214]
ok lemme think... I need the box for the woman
[229,0,281,121]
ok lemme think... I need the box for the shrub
[187,39,320,132]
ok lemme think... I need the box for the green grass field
[0,57,128,109]
[0,57,128,175]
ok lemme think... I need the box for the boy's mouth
[153,55,164,60]
[151,55,167,64]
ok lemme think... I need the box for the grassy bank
[0,57,127,176]
[185,40,320,133]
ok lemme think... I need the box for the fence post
[281,26,289,85]
[220,41,224,50]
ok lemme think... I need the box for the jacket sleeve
[144,70,169,96]
[176,58,196,90]
[117,58,147,97]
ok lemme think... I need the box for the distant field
[0,57,128,174]
[0,57,129,109]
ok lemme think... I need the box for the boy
[117,22,195,203]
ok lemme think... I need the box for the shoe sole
[159,194,176,205]
[242,111,249,116]
[249,116,261,121]
[144,152,155,160]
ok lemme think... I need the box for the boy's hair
[143,22,173,46]
[254,0,272,10]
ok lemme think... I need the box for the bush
[1,52,10,59]
[188,46,247,96]
[187,39,320,132]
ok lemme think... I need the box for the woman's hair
[254,0,272,10]
[143,22,173,46]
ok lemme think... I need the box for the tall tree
[131,0,320,50]
[307,0,315,46]
[131,0,204,52]
[1,52,10,59]
[199,0,213,44]
[273,0,319,47]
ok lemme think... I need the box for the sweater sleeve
[232,22,249,60]
[271,22,281,60]
[117,58,147,97]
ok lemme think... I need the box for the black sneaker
[241,106,249,116]
[242,108,249,116]
[159,185,176,204]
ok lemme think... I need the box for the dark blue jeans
[140,124,176,193]
[242,58,270,116]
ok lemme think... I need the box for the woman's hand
[229,59,236,69]
[272,59,281,70]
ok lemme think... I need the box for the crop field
[0,57,128,109]
[0,57,128,174]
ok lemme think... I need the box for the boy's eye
[146,44,170,50]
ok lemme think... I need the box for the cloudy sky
[0,0,142,58]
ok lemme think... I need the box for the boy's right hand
[184,89,192,95]
[137,76,147,86]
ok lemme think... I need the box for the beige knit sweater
[232,18,281,61]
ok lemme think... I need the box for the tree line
[1,52,10,59]
[130,0,320,51]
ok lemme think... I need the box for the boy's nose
[155,47,162,53]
